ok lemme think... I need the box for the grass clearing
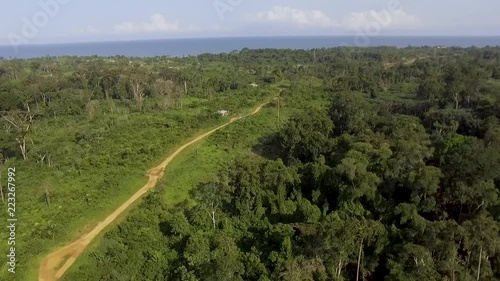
[162,106,284,205]
[60,100,281,279]
[62,104,291,280]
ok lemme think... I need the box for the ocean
[1,36,500,59]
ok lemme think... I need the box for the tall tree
[329,92,373,136]
[2,110,34,160]
[130,77,145,111]
[280,109,333,163]
[154,79,180,111]
[191,182,228,229]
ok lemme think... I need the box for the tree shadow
[251,133,285,161]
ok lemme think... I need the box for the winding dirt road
[38,100,272,281]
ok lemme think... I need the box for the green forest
[1,46,500,280]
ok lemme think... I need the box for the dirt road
[38,100,272,281]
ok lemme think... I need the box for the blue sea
[1,36,500,59]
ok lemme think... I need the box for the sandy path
[38,100,272,281]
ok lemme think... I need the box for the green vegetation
[161,107,283,207]
[1,46,500,280]
[0,55,274,280]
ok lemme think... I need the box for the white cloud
[255,6,339,28]
[252,6,421,32]
[115,14,181,34]
[207,24,233,33]
[342,10,421,31]
[77,26,101,34]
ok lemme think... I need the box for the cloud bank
[256,6,339,28]
[343,10,421,31]
[114,14,181,34]
[253,6,421,32]
[106,7,422,37]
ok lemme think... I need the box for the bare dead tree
[47,153,53,168]
[131,79,145,111]
[379,79,392,93]
[337,258,343,278]
[36,152,54,168]
[192,182,226,230]
[154,79,179,110]
[477,246,482,281]
[453,92,460,110]
[181,80,187,111]
[0,170,3,203]
[2,110,35,160]
[356,239,364,281]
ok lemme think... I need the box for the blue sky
[1,0,499,44]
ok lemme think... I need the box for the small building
[217,110,230,117]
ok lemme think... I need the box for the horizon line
[2,34,500,48]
